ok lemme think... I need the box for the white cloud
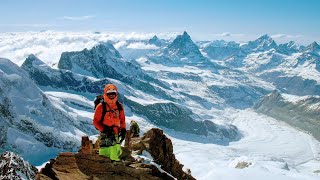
[221,32,231,37]
[127,42,159,49]
[114,41,127,49]
[59,15,95,21]
[271,34,303,39]
[0,31,174,66]
[213,32,245,37]
[270,34,308,44]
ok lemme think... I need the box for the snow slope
[172,109,320,180]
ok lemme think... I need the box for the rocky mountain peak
[256,34,277,46]
[306,41,320,51]
[91,42,123,59]
[182,31,190,38]
[259,34,272,41]
[148,35,162,46]
[302,41,320,56]
[22,54,47,69]
[167,31,203,58]
[241,34,278,53]
[57,42,125,78]
[0,151,38,180]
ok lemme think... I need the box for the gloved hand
[119,128,126,143]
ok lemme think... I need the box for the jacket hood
[103,84,118,105]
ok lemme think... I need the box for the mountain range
[0,31,319,179]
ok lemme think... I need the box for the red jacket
[93,84,126,134]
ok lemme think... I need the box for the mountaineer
[93,84,126,161]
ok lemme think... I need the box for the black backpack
[94,95,123,123]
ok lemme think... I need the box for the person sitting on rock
[93,84,126,161]
[130,120,140,137]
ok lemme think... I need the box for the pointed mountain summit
[258,34,272,41]
[148,35,162,46]
[256,34,278,47]
[22,54,49,68]
[304,41,320,55]
[167,31,203,57]
[241,34,278,53]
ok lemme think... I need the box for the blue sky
[1,0,319,44]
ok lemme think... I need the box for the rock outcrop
[36,128,196,180]
[133,128,196,180]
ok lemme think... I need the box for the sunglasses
[106,92,117,96]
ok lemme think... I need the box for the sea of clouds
[0,31,314,67]
[0,31,177,66]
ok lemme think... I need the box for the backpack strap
[100,100,123,123]
[100,101,107,123]
[116,101,123,111]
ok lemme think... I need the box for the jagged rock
[133,128,196,180]
[37,128,196,179]
[0,151,38,180]
[79,136,93,155]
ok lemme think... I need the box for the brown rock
[79,136,93,154]
[135,128,196,180]
[235,161,252,169]
[37,128,196,180]
[37,152,174,180]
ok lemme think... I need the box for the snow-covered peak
[304,41,320,54]
[1,58,96,165]
[0,151,38,180]
[148,35,162,46]
[255,34,277,47]
[0,57,29,78]
[258,34,272,41]
[167,31,202,57]
[58,42,126,78]
[278,41,302,55]
[91,42,123,59]
[241,34,278,53]
[22,54,49,68]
